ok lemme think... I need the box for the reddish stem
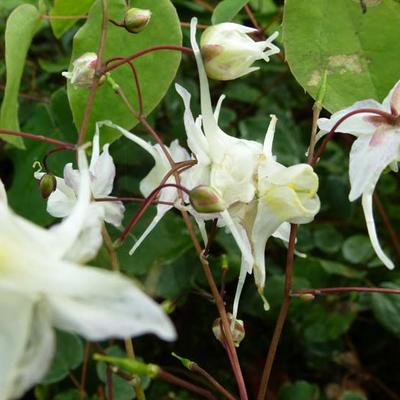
[0,128,75,148]
[102,46,193,75]
[311,108,394,166]
[292,287,400,296]
[117,183,190,244]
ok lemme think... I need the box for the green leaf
[278,380,320,400]
[68,0,182,143]
[41,331,84,384]
[211,0,250,24]
[283,0,400,112]
[0,4,41,147]
[342,235,375,264]
[371,282,400,337]
[50,0,96,38]
[314,225,343,254]
[316,258,366,279]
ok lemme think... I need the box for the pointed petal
[46,261,176,341]
[272,222,291,243]
[348,128,400,201]
[90,122,101,170]
[251,202,283,291]
[91,144,116,197]
[382,80,400,114]
[175,83,210,164]
[214,94,226,123]
[220,210,253,267]
[362,193,394,270]
[232,258,249,320]
[263,114,278,157]
[129,204,173,255]
[317,99,386,136]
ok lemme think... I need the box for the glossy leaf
[67,0,182,143]
[50,0,95,38]
[283,0,400,112]
[211,0,250,24]
[0,4,41,147]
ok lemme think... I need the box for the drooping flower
[317,80,400,270]
[200,22,280,80]
[103,18,319,320]
[62,52,103,88]
[0,150,176,400]
[35,124,124,262]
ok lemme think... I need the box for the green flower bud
[212,313,245,347]
[124,8,151,33]
[189,185,226,214]
[298,293,315,302]
[39,174,57,199]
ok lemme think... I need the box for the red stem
[117,183,190,244]
[0,128,75,148]
[102,45,193,74]
[292,287,400,296]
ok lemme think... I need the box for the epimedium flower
[317,80,400,270]
[0,149,176,400]
[62,52,104,88]
[200,22,280,81]
[100,18,319,321]
[35,125,125,262]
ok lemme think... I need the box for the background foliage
[0,0,399,399]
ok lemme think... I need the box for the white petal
[91,144,116,197]
[50,148,92,259]
[64,204,104,264]
[272,222,291,243]
[45,261,176,341]
[348,128,400,201]
[214,94,226,123]
[175,83,210,164]
[0,289,33,400]
[251,201,282,291]
[317,99,386,136]
[263,114,278,157]
[362,193,394,270]
[382,80,400,114]
[0,179,7,205]
[11,299,55,399]
[46,177,76,218]
[63,163,81,194]
[90,122,101,169]
[232,258,248,320]
[102,199,125,227]
[220,210,253,267]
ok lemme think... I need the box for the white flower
[200,22,280,81]
[102,18,319,319]
[317,80,400,270]
[62,52,100,88]
[35,125,125,262]
[0,150,176,400]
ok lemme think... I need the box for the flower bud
[39,174,57,199]
[298,293,316,302]
[200,23,280,81]
[124,8,151,33]
[212,313,245,347]
[62,52,104,88]
[189,185,226,214]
